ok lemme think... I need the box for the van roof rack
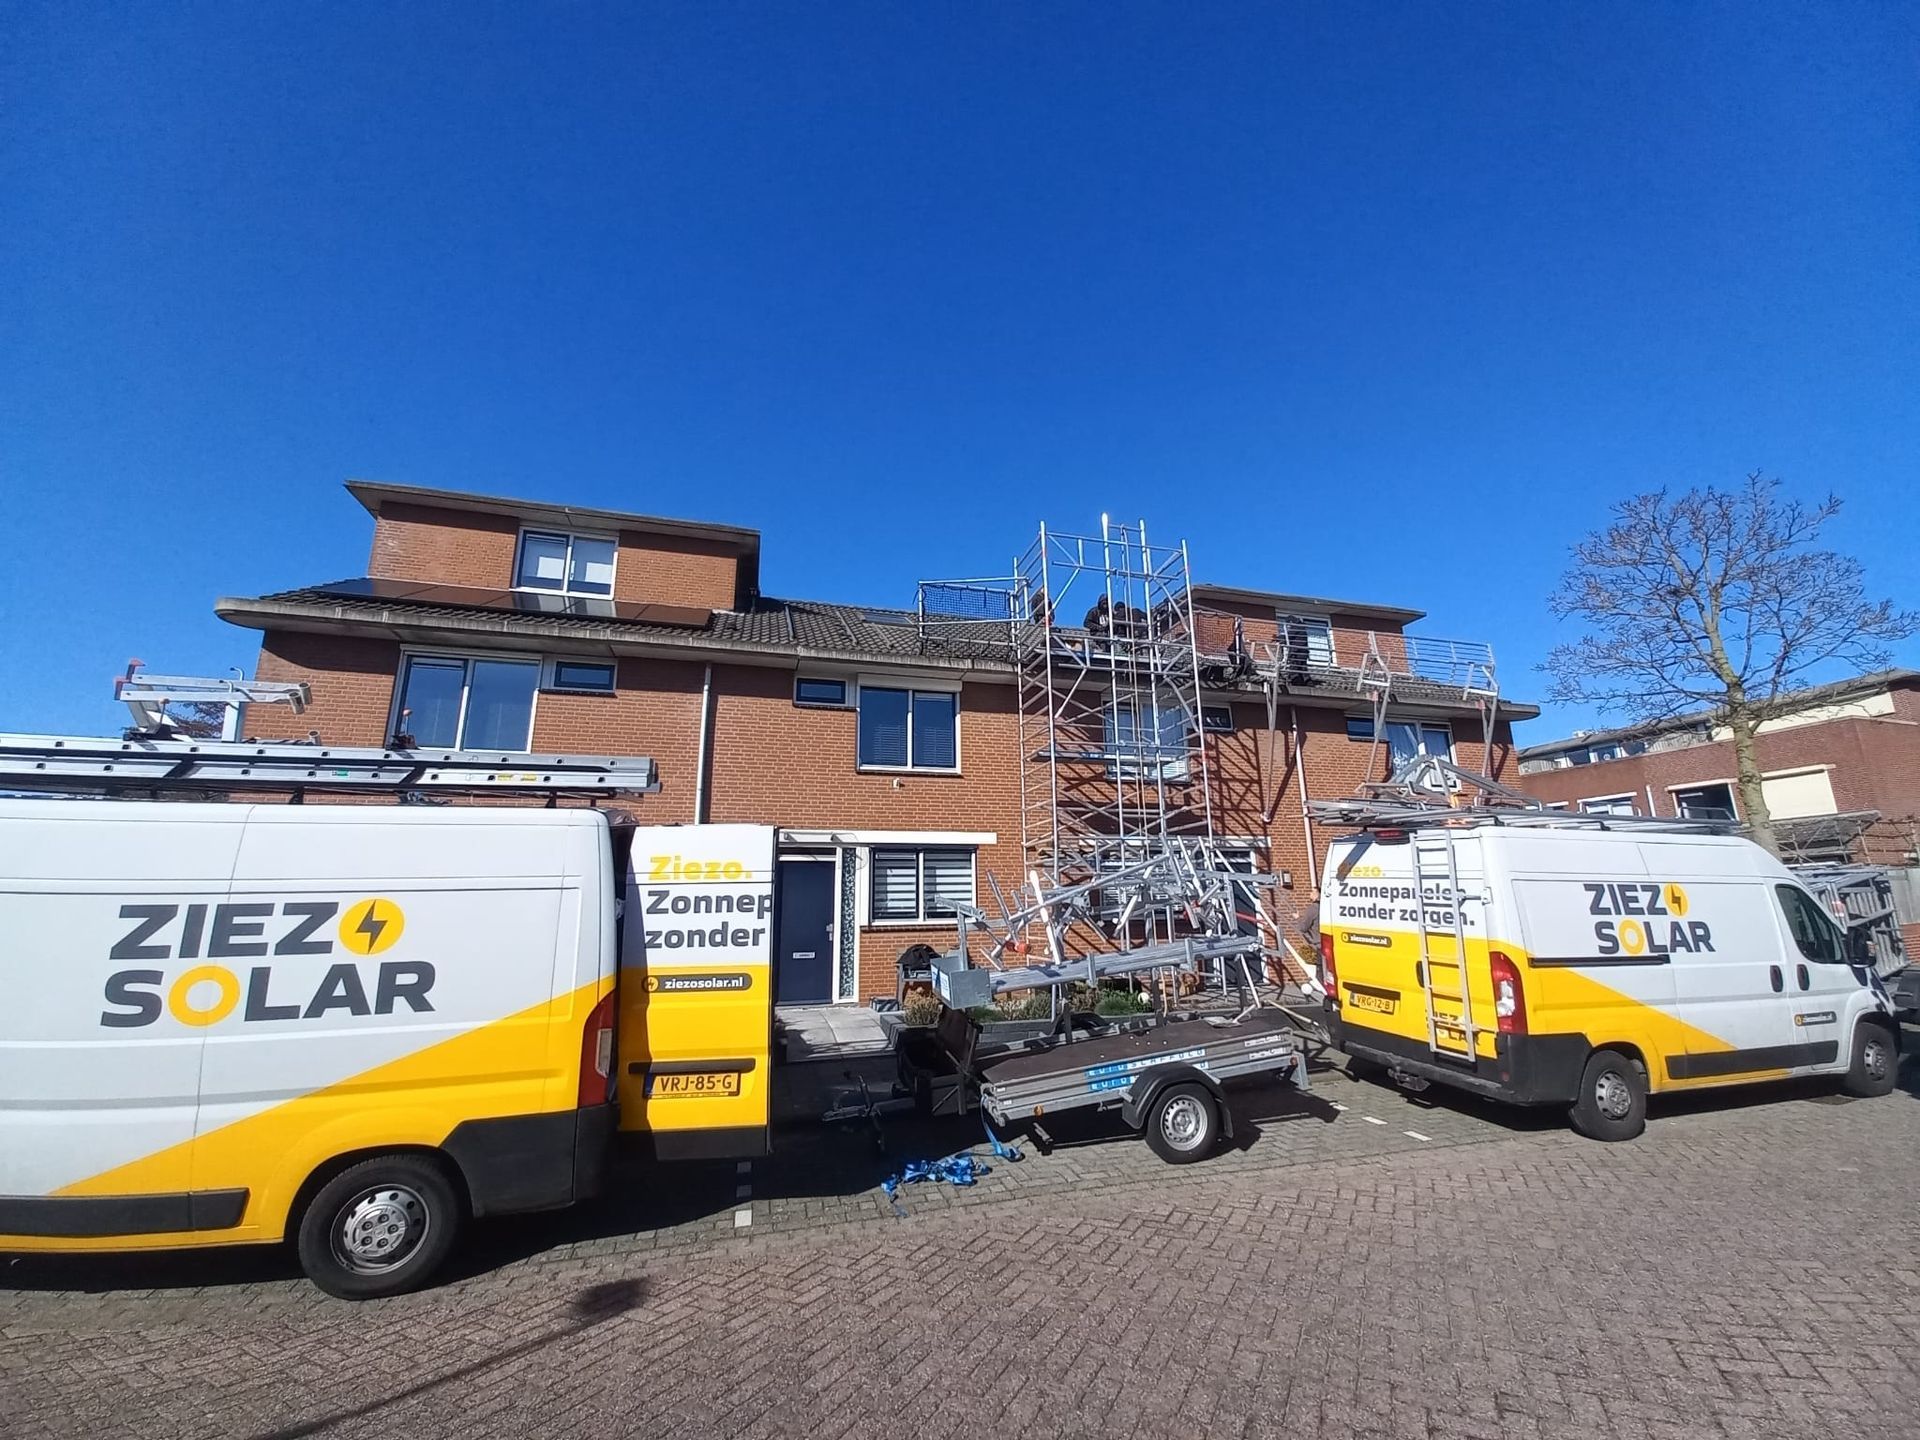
[0,733,659,802]
[1311,755,1738,835]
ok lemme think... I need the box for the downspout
[1294,705,1319,888]
[693,663,714,824]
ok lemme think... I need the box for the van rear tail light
[579,990,617,1107]
[1489,950,1526,1035]
[1320,932,1337,998]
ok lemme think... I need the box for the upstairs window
[858,686,959,770]
[1578,794,1636,816]
[393,655,538,751]
[1346,717,1452,769]
[516,530,617,598]
[1274,613,1334,670]
[1673,782,1736,820]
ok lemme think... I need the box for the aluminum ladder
[0,733,659,799]
[1410,828,1482,1061]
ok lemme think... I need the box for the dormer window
[515,530,616,597]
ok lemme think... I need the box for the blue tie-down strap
[880,1117,1023,1216]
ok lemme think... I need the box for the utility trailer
[888,974,1309,1164]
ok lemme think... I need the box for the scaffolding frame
[1011,518,1222,931]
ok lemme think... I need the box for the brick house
[1512,670,1920,869]
[215,480,1533,1004]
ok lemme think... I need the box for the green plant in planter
[997,991,1056,1021]
[1094,989,1152,1016]
[901,992,943,1027]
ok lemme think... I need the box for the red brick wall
[1514,711,1920,843]
[613,531,741,611]
[704,666,1023,996]
[368,502,520,587]
[243,626,1515,1000]
[365,501,743,610]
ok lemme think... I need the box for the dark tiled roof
[221,580,1531,715]
[236,582,1022,664]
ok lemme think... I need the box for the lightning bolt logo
[339,898,405,956]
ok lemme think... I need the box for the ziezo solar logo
[99,897,434,1028]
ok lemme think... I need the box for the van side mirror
[1845,928,1873,966]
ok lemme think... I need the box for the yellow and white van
[1320,821,1902,1140]
[0,800,776,1297]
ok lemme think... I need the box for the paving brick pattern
[5,1060,1920,1439]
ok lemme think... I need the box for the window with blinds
[857,686,959,770]
[870,848,976,923]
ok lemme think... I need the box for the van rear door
[0,801,244,1235]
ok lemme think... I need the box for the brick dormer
[347,480,760,612]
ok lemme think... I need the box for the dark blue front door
[775,860,835,1005]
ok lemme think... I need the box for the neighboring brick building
[216,480,1533,1004]
[1513,671,1920,870]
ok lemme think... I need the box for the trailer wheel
[1568,1049,1646,1142]
[1144,1083,1221,1164]
[1842,1021,1898,1098]
[296,1153,463,1300]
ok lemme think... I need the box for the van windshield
[1775,885,1845,964]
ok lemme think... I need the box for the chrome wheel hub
[1594,1072,1632,1121]
[1160,1095,1207,1150]
[334,1185,428,1273]
[1864,1039,1890,1081]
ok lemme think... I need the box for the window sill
[856,765,963,777]
[866,917,964,930]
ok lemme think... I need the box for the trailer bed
[974,1008,1305,1125]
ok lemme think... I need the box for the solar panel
[305,579,710,629]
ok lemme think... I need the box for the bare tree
[1545,473,1915,854]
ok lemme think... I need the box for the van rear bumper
[1327,1011,1589,1107]
[443,1103,616,1217]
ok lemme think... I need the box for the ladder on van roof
[0,733,659,801]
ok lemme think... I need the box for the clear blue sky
[4,2,1916,741]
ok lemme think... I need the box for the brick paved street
[5,1053,1920,1440]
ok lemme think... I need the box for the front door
[775,859,836,1005]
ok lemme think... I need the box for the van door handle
[1796,964,1810,990]
[1769,965,1783,993]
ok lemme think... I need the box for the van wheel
[1568,1050,1646,1142]
[1843,1022,1898,1098]
[1143,1083,1222,1164]
[296,1154,463,1300]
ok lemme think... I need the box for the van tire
[1568,1049,1646,1142]
[296,1154,464,1300]
[1843,1021,1898,1098]
[1143,1083,1222,1164]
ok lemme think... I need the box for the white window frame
[389,649,543,751]
[855,679,962,774]
[543,657,617,694]
[1274,612,1335,668]
[866,846,977,926]
[1577,793,1637,815]
[1667,778,1740,820]
[513,527,619,599]
[794,675,853,709]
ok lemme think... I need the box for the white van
[0,799,624,1297]
[1320,820,1902,1139]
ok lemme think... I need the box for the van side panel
[0,805,245,1211]
[0,803,612,1253]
